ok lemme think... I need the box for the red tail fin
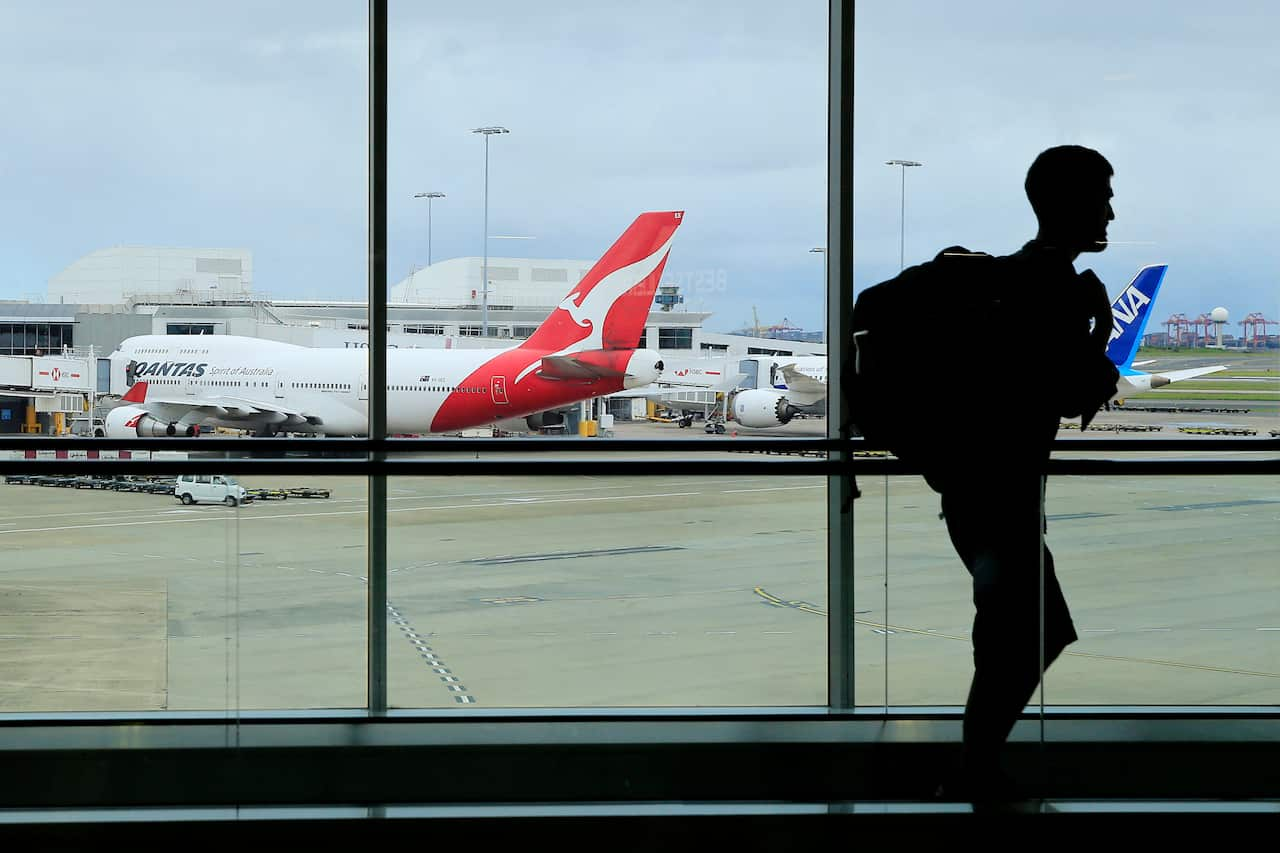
[122,381,148,403]
[520,211,683,353]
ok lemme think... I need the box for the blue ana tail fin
[1106,264,1167,372]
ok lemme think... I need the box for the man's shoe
[933,767,1038,811]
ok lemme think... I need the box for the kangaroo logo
[558,290,593,330]
[514,232,676,386]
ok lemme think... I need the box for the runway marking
[464,545,682,566]
[1144,499,1280,512]
[388,602,475,704]
[721,485,825,494]
[0,491,704,536]
[752,587,1280,680]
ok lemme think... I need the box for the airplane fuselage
[111,335,658,435]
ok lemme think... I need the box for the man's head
[1025,145,1114,255]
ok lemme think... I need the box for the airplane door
[358,374,368,401]
[491,375,509,405]
[275,376,286,399]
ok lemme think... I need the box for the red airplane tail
[520,211,683,354]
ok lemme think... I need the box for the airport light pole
[413,191,445,268]
[472,126,509,337]
[885,159,921,271]
[810,247,827,292]
[880,158,923,716]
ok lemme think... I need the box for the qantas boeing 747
[104,211,683,437]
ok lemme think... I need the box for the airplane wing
[121,382,317,423]
[1150,365,1228,384]
[538,355,627,381]
[778,364,827,398]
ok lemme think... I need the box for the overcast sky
[2,2,1276,333]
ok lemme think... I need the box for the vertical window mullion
[367,0,388,716]
[827,0,856,712]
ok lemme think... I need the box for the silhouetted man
[931,145,1120,805]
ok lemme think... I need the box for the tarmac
[0,409,1275,713]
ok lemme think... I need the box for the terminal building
[0,247,825,434]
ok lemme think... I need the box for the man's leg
[943,485,1074,796]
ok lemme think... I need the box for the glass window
[388,474,826,708]
[658,328,693,349]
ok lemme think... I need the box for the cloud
[2,0,1277,333]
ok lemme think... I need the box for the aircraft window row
[290,382,351,390]
[385,384,488,394]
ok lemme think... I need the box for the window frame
[0,3,1275,811]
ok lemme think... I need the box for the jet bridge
[0,352,97,434]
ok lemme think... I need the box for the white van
[175,475,248,507]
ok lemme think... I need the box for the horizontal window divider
[1,437,1277,454]
[3,458,1278,477]
[0,459,837,477]
[3,712,1280,751]
[852,458,1280,475]
[0,437,840,454]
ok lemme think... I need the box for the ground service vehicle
[175,474,247,506]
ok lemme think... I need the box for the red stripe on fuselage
[429,348,630,432]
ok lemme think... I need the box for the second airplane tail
[1106,264,1167,372]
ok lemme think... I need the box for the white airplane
[729,263,1227,429]
[1098,264,1226,398]
[104,211,684,437]
[730,355,826,429]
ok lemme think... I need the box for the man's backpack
[848,246,1006,468]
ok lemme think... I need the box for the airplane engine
[622,349,665,389]
[732,390,798,428]
[525,411,565,431]
[105,406,198,437]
